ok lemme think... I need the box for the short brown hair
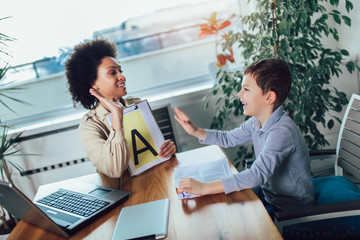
[244,58,292,108]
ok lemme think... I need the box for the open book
[174,145,232,199]
[106,100,170,176]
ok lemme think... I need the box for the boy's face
[237,74,268,117]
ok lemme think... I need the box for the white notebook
[111,199,170,240]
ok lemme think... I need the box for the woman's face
[92,56,127,101]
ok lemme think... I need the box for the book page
[175,145,228,166]
[174,157,231,199]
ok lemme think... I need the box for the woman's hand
[174,107,206,140]
[159,139,176,158]
[90,88,124,114]
[90,88,124,131]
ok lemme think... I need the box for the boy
[174,58,314,217]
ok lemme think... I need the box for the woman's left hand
[159,140,176,158]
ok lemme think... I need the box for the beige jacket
[78,97,140,178]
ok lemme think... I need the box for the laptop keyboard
[36,189,110,217]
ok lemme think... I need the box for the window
[0,0,241,123]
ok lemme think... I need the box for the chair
[274,93,360,239]
[152,104,180,151]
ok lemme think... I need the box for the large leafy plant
[202,0,359,166]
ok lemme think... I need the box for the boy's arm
[178,178,225,195]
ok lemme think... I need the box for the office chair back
[275,94,360,239]
[335,94,360,181]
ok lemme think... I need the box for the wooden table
[8,146,282,240]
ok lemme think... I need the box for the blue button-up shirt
[201,106,314,210]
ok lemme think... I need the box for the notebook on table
[111,198,170,240]
[0,180,130,237]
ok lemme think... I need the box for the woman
[65,38,176,181]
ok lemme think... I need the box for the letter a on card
[106,100,169,176]
[123,110,159,168]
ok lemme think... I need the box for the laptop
[0,180,130,237]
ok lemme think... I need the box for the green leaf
[334,116,342,124]
[346,0,353,12]
[332,29,339,41]
[319,5,326,13]
[278,21,287,34]
[215,97,222,105]
[342,16,351,26]
[327,119,334,129]
[332,14,341,24]
[204,102,209,109]
[345,61,355,73]
[340,49,349,56]
[330,0,339,6]
[233,99,239,108]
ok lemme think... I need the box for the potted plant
[0,125,27,234]
[201,0,360,168]
[0,16,29,235]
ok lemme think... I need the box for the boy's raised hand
[174,107,206,140]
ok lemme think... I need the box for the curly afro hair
[65,38,118,109]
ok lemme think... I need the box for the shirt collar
[254,105,285,132]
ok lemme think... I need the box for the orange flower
[216,47,235,67]
[221,33,229,41]
[199,12,231,39]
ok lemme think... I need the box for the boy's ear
[265,91,277,105]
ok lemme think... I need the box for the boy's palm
[174,107,197,136]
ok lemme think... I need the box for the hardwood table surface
[8,146,282,240]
